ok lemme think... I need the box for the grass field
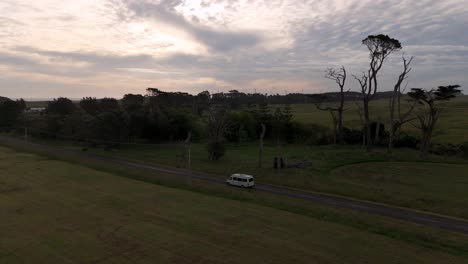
[24,101,48,108]
[1,146,468,263]
[290,95,468,144]
[56,142,466,220]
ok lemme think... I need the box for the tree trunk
[363,99,372,151]
[276,134,280,160]
[332,121,337,145]
[420,134,428,159]
[374,116,381,144]
[337,81,345,144]
[388,132,394,152]
[395,126,401,142]
[258,124,266,168]
[329,110,338,144]
[388,111,395,152]
[337,108,344,144]
[388,125,396,152]
[420,129,432,159]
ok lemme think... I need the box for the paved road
[1,136,468,234]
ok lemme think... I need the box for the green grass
[5,133,468,219]
[290,95,468,144]
[25,101,49,108]
[57,141,468,219]
[1,146,468,263]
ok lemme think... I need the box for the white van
[226,174,255,188]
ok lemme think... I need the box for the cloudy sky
[0,0,467,99]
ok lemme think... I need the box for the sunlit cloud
[0,0,467,98]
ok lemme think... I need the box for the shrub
[431,143,462,157]
[394,134,419,149]
[342,127,363,145]
[461,142,468,158]
[289,121,330,145]
[206,141,226,161]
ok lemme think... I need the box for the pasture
[290,95,468,144]
[1,146,468,263]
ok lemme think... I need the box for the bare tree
[353,74,368,145]
[324,66,347,144]
[313,96,339,144]
[408,85,461,159]
[388,56,418,152]
[206,107,233,161]
[356,34,402,151]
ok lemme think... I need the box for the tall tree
[99,98,120,112]
[324,66,347,144]
[355,34,402,151]
[388,56,417,152]
[122,94,145,141]
[0,99,25,128]
[79,97,100,116]
[408,85,461,159]
[195,91,210,116]
[46,97,75,116]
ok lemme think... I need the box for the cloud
[0,0,467,98]
[121,0,262,52]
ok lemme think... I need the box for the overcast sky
[0,0,467,99]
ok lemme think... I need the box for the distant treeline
[0,89,328,145]
[0,86,465,160]
[144,88,398,107]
